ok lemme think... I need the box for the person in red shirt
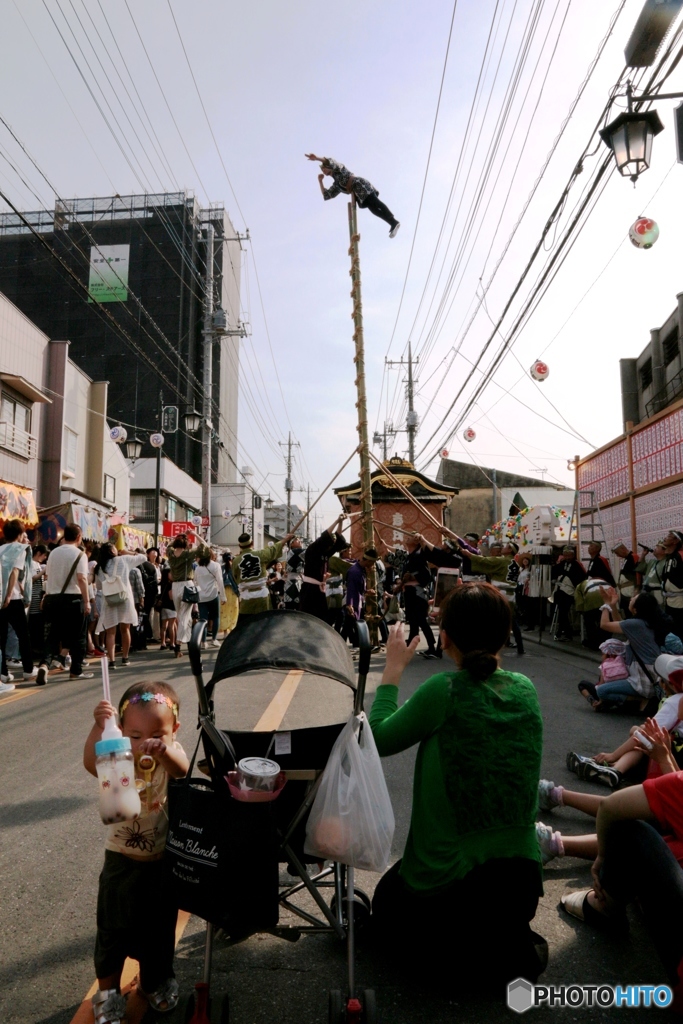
[558,721,683,1007]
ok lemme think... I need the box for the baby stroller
[173,611,377,1023]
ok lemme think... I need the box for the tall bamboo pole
[348,197,378,639]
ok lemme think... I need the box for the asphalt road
[0,635,671,1024]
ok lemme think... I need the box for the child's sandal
[139,977,179,1013]
[92,988,127,1024]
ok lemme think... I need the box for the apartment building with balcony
[0,292,130,536]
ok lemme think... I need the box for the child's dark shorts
[95,850,177,991]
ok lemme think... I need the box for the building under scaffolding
[0,191,243,485]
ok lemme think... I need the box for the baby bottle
[95,714,141,825]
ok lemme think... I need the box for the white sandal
[92,988,127,1024]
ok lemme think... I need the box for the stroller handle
[353,620,371,714]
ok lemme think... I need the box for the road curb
[521,632,602,666]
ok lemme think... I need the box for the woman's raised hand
[382,622,420,686]
[599,586,619,606]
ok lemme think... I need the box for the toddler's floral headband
[120,691,179,720]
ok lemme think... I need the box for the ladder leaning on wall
[569,489,609,568]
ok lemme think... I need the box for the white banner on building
[88,244,129,303]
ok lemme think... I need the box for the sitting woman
[578,588,671,711]
[551,719,683,1009]
[370,582,546,989]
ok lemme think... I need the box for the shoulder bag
[101,568,128,607]
[41,551,82,619]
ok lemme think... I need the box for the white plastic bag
[304,711,394,872]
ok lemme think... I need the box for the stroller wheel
[330,891,372,932]
[328,989,344,1024]
[362,989,377,1024]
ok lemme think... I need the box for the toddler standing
[83,681,189,1024]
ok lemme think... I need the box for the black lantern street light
[122,435,144,462]
[183,408,202,434]
[599,84,664,183]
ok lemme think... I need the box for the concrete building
[436,459,574,539]
[0,192,242,486]
[264,503,305,540]
[578,287,683,562]
[126,457,201,538]
[620,293,683,427]
[210,482,265,552]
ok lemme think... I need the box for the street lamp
[183,408,202,433]
[265,496,274,511]
[567,456,579,472]
[123,435,144,462]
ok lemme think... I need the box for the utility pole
[372,421,395,461]
[201,222,214,542]
[348,196,378,641]
[385,341,419,464]
[279,432,300,533]
[153,389,163,548]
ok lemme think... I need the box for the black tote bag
[164,745,279,936]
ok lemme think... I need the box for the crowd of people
[0,522,241,696]
[13,512,683,1013]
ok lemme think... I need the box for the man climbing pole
[305,153,400,238]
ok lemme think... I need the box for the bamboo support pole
[348,197,379,635]
[288,446,361,537]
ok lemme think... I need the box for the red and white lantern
[629,216,659,249]
[463,427,476,443]
[440,449,449,458]
[530,359,549,382]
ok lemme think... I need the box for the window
[130,494,155,520]
[1,394,31,433]
[640,358,653,390]
[664,329,679,366]
[63,427,78,475]
[103,474,116,503]
[166,497,177,521]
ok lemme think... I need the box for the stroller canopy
[209,611,355,691]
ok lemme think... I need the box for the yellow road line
[0,688,41,707]
[253,669,304,732]
[69,910,191,1024]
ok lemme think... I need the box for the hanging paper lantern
[109,426,127,444]
[530,359,549,382]
[440,449,449,458]
[463,427,476,443]
[629,216,659,249]
[222,508,233,519]
[191,515,203,527]
[149,433,164,448]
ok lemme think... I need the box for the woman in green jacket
[370,582,545,988]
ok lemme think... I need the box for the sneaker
[0,681,15,695]
[576,758,623,789]
[7,658,22,668]
[64,655,72,671]
[536,821,564,865]
[121,658,130,667]
[108,661,117,671]
[36,664,48,686]
[389,221,400,238]
[418,650,438,660]
[566,751,594,775]
[1,672,14,684]
[210,639,221,648]
[70,671,95,680]
[23,669,38,681]
[538,779,564,811]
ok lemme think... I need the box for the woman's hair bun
[460,650,498,682]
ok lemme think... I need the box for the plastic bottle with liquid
[95,715,141,824]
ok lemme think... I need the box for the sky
[1,0,682,528]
